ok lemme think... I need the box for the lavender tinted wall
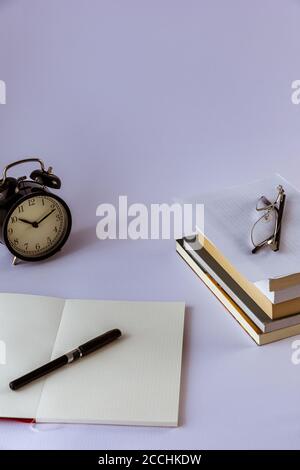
[0,0,300,449]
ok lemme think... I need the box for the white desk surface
[0,0,300,449]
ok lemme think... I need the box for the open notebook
[0,294,185,427]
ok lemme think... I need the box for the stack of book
[177,175,300,345]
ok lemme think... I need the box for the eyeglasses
[251,185,286,254]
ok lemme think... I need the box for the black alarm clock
[0,158,72,264]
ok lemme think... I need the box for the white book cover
[254,280,300,303]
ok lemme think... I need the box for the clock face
[5,194,71,260]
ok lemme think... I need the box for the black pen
[9,328,122,391]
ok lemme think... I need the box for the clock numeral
[24,242,28,251]
[28,198,36,206]
[13,238,19,245]
[50,203,55,209]
[56,214,62,222]
[10,216,18,224]
[35,243,41,250]
[18,205,24,213]
[8,228,13,235]
[54,226,58,233]
[47,237,52,245]
[41,199,45,206]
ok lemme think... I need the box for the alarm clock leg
[12,256,19,266]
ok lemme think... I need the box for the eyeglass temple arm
[273,192,286,252]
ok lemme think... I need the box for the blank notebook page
[36,300,185,426]
[0,293,64,420]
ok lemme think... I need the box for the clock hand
[36,208,56,225]
[18,218,35,226]
[19,209,56,228]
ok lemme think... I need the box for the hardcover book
[196,175,300,319]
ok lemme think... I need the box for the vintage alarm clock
[0,158,72,264]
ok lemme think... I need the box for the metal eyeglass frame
[251,185,286,254]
